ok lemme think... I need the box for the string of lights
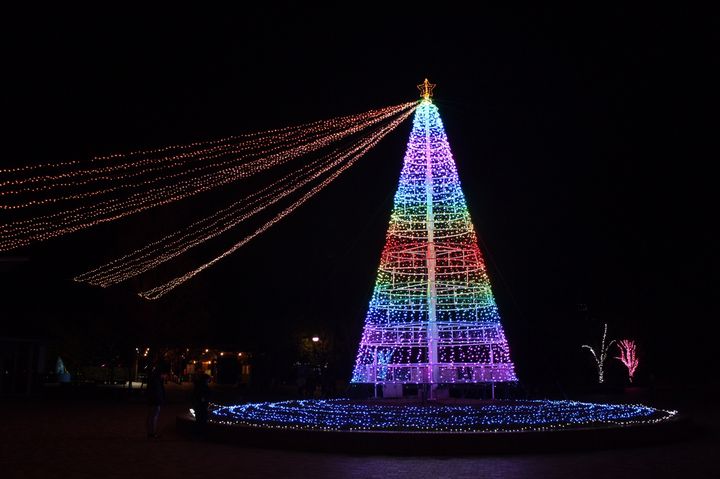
[138,107,416,300]
[76,108,416,287]
[0,103,410,177]
[0,104,407,204]
[208,399,677,433]
[74,150,337,285]
[2,103,407,218]
[352,92,517,388]
[0,132,327,207]
[188,83,680,438]
[0,102,416,251]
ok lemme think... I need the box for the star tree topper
[417,78,436,100]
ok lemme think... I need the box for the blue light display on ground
[208,399,676,433]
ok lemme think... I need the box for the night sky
[1,6,716,388]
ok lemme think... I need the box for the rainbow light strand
[351,99,517,385]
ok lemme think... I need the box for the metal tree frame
[352,82,517,397]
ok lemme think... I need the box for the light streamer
[77,113,413,287]
[0,103,415,251]
[138,108,416,299]
[0,104,403,200]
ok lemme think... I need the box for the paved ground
[1,384,718,479]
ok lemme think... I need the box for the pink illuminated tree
[582,323,615,384]
[615,339,639,383]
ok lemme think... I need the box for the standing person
[192,369,211,432]
[146,361,169,439]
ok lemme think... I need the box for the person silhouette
[192,369,211,432]
[146,361,170,438]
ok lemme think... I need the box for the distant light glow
[312,337,320,343]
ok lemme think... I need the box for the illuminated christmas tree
[351,80,517,396]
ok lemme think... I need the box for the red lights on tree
[615,339,639,383]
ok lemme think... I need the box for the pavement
[1,383,718,479]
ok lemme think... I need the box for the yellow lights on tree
[417,78,436,100]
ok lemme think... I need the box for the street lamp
[312,336,320,343]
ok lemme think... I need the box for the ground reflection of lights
[207,399,677,433]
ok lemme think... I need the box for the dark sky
[1,5,716,386]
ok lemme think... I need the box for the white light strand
[0,104,404,202]
[0,103,409,176]
[1,105,408,226]
[139,107,416,300]
[75,153,332,285]
[75,119,402,287]
[0,103,416,251]
[1,125,353,208]
[582,323,616,384]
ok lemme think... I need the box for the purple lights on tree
[351,82,517,396]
